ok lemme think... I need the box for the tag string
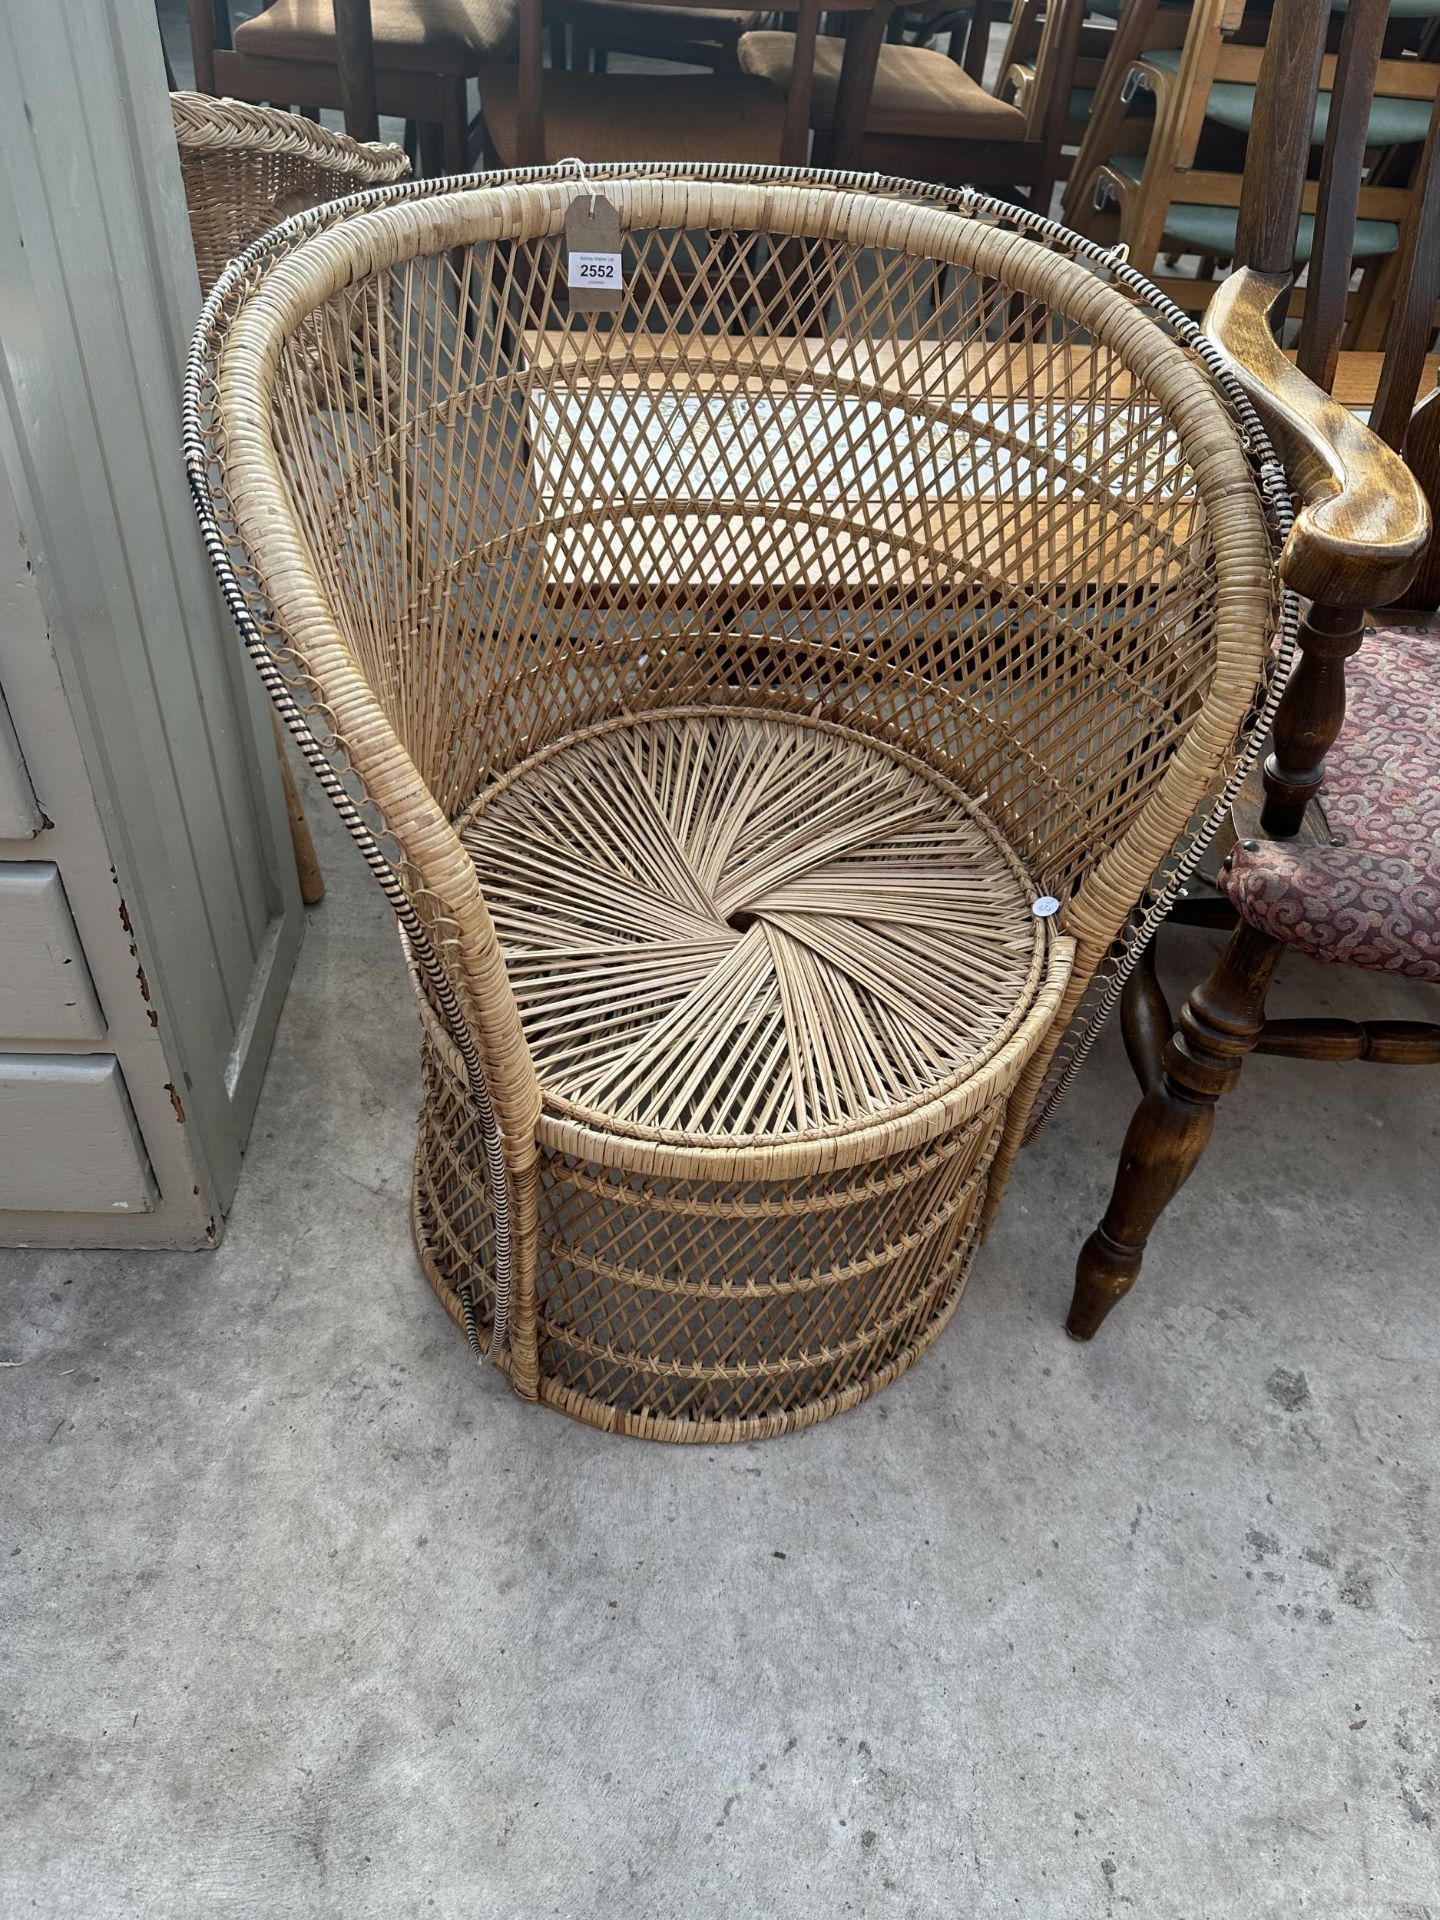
[558,153,598,211]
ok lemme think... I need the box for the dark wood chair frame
[186,0,471,173]
[727,0,1091,199]
[1069,0,1440,1340]
[556,0,758,77]
[998,0,1118,208]
[893,0,995,83]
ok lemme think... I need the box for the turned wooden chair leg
[1068,922,1283,1339]
[1119,935,1169,1093]
[1261,601,1365,837]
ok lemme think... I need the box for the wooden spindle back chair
[1069,0,1440,1340]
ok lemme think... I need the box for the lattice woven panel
[269,215,1226,910]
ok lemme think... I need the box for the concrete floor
[4,786,1439,1918]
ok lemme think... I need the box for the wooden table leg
[332,0,379,142]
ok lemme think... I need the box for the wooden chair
[480,0,880,167]
[1067,0,1440,322]
[189,161,1287,1435]
[1068,0,1440,1341]
[559,1,761,76]
[998,0,1119,205]
[1063,0,1220,239]
[885,0,996,81]
[171,91,410,905]
[735,0,1090,194]
[186,0,517,174]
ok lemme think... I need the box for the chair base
[411,1044,1000,1442]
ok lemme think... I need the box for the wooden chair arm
[1204,267,1430,607]
[1001,60,1035,108]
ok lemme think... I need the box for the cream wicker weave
[185,165,1285,1441]
[171,92,410,295]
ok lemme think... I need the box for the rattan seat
[188,167,1283,1441]
[458,709,1047,1148]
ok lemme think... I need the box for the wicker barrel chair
[172,92,411,292]
[186,164,1286,1441]
[172,93,411,905]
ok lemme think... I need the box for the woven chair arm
[1205,268,1430,608]
[195,418,539,1152]
[326,722,544,1151]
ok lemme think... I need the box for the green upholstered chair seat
[1141,47,1434,146]
[1107,156,1399,260]
[1068,85,1095,121]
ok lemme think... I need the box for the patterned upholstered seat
[1219,625,1440,980]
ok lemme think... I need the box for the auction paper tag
[565,193,623,312]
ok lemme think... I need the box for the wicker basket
[186,165,1284,1441]
[171,92,410,295]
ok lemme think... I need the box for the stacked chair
[998,0,1123,204]
[734,0,1076,194]
[477,0,1086,195]
[559,0,761,76]
[172,91,410,903]
[477,0,850,164]
[1065,0,1440,329]
[185,0,516,173]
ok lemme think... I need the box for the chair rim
[184,162,1297,1166]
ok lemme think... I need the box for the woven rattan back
[171,92,410,296]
